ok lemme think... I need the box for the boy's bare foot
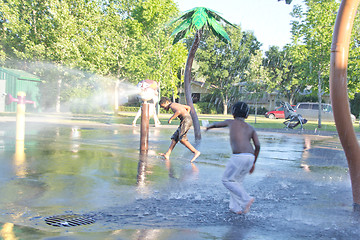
[230,209,243,214]
[132,123,136,127]
[243,198,255,214]
[159,153,170,160]
[190,151,201,162]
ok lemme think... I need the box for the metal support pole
[140,102,150,152]
[330,0,360,207]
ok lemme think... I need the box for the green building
[0,67,42,112]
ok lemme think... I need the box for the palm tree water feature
[0,117,360,239]
[170,7,237,140]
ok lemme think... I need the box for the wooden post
[137,152,148,188]
[140,102,150,152]
[329,0,360,208]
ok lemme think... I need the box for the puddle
[0,122,358,239]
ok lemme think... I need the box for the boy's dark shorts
[171,115,193,142]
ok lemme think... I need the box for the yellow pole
[15,140,25,162]
[16,92,26,141]
[0,223,16,240]
[330,0,360,206]
[14,140,26,178]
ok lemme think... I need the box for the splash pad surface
[0,116,358,239]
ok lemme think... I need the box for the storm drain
[45,214,95,227]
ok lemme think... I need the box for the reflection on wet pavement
[0,123,358,239]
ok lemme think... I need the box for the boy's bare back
[207,118,260,155]
[228,119,259,154]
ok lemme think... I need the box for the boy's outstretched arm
[206,120,230,131]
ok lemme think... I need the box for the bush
[249,106,268,115]
[118,105,168,113]
[118,106,140,112]
[194,102,218,114]
[295,94,318,103]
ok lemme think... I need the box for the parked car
[295,102,356,123]
[265,105,295,119]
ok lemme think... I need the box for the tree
[263,45,306,104]
[278,0,293,4]
[170,7,237,140]
[120,0,187,99]
[0,0,187,111]
[290,0,339,128]
[244,50,269,123]
[345,4,360,99]
[197,26,261,114]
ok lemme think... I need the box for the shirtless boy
[206,101,260,214]
[158,97,200,162]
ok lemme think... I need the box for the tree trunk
[184,30,202,140]
[318,71,322,129]
[254,98,257,124]
[289,91,296,105]
[330,0,360,208]
[223,94,228,115]
[114,80,119,115]
[56,77,62,113]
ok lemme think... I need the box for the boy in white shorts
[206,102,260,214]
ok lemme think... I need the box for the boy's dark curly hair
[232,102,249,118]
[159,97,171,105]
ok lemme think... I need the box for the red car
[265,106,295,119]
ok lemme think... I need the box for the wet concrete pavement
[0,118,359,239]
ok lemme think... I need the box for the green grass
[2,111,357,133]
[117,112,360,133]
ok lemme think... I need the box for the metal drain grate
[45,214,95,227]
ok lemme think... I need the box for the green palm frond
[169,9,196,26]
[171,18,192,37]
[172,28,192,45]
[206,10,238,29]
[207,17,231,43]
[192,8,208,30]
[170,7,236,45]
